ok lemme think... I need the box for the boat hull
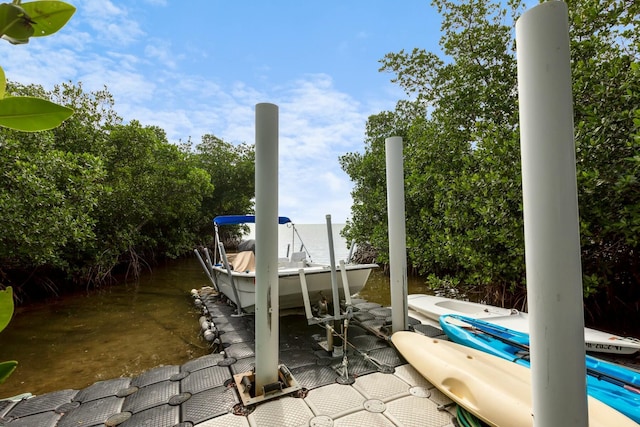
[213,264,376,311]
[391,331,637,427]
[408,294,640,355]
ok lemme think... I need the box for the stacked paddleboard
[391,331,638,427]
[438,314,640,424]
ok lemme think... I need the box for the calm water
[0,225,423,398]
[0,259,211,398]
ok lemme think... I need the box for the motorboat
[197,215,377,313]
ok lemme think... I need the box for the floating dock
[0,288,459,426]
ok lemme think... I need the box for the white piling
[385,136,408,332]
[254,102,280,395]
[516,3,588,426]
[326,214,341,321]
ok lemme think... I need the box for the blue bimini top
[213,215,292,226]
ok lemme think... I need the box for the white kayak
[407,294,640,355]
[392,331,637,427]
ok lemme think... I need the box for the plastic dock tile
[352,372,411,402]
[119,403,179,427]
[181,386,239,424]
[385,395,455,427]
[333,409,396,427]
[4,389,77,419]
[304,383,366,418]
[122,380,180,414]
[220,330,254,346]
[393,364,436,389]
[132,365,180,387]
[369,307,393,318]
[180,366,231,394]
[368,346,405,368]
[0,291,466,427]
[73,378,131,403]
[230,356,255,376]
[56,395,124,427]
[290,365,338,390]
[349,334,388,351]
[1,410,62,427]
[278,349,318,369]
[224,342,255,360]
[247,395,314,427]
[194,412,250,426]
[413,323,447,338]
[181,354,225,373]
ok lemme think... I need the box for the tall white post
[516,3,588,426]
[326,215,341,321]
[254,103,279,395]
[385,136,408,332]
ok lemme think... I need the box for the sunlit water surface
[0,259,211,398]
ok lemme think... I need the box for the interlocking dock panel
[0,291,457,427]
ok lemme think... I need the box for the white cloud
[144,39,183,70]
[0,7,399,224]
[75,0,145,46]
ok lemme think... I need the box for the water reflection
[0,259,211,398]
[358,269,430,307]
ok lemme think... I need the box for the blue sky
[1,0,444,223]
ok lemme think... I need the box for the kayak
[439,314,640,424]
[391,331,637,427]
[407,294,640,355]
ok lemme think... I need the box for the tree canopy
[341,0,640,330]
[0,82,255,299]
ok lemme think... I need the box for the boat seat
[229,251,256,272]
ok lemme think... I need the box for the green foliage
[0,0,75,387]
[194,134,255,240]
[0,361,18,385]
[343,0,526,298]
[0,95,74,131]
[0,1,75,43]
[0,3,34,42]
[566,0,640,320]
[20,0,76,38]
[93,121,215,274]
[0,66,5,98]
[342,0,640,322]
[0,288,17,385]
[0,81,255,291]
[0,286,13,332]
[0,135,104,268]
[0,0,75,131]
